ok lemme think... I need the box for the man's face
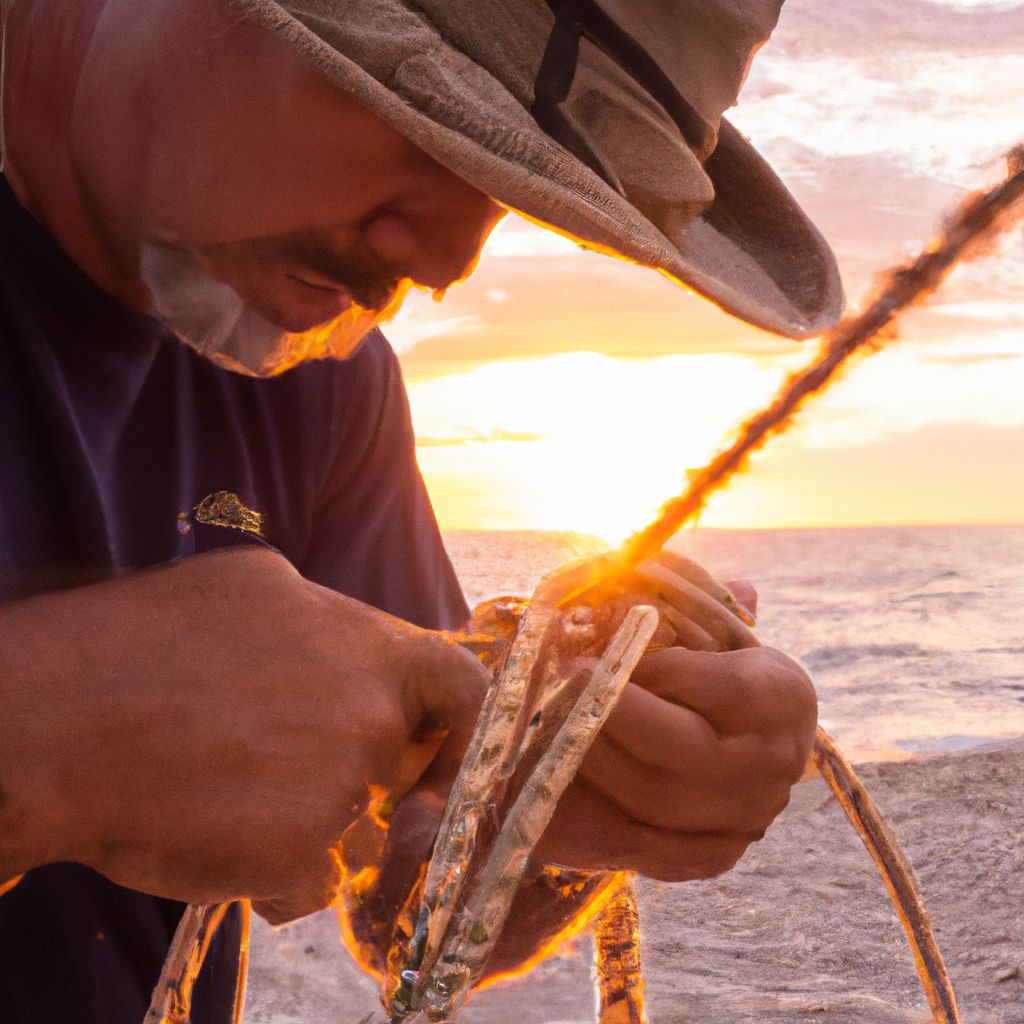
[71,0,505,374]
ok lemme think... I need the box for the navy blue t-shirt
[0,175,469,1022]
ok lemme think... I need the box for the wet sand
[245,740,1024,1024]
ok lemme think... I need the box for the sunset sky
[387,0,1024,541]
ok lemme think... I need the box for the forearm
[2,547,489,915]
[0,584,88,880]
[0,547,310,879]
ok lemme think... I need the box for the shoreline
[246,739,1024,1023]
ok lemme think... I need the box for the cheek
[137,63,443,249]
[135,138,373,249]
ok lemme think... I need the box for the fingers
[658,604,720,652]
[526,550,757,656]
[636,560,760,651]
[536,779,759,882]
[580,726,793,834]
[405,633,490,733]
[648,551,757,626]
[567,647,816,838]
[594,681,721,767]
[628,646,817,741]
[724,578,758,620]
[256,634,487,927]
[577,681,794,833]
[348,787,444,919]
[533,553,618,606]
[400,634,490,793]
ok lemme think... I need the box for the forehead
[81,0,485,244]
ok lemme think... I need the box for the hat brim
[235,0,843,339]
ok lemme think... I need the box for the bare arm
[0,547,488,920]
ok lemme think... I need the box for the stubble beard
[138,242,408,376]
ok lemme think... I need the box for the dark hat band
[531,0,716,195]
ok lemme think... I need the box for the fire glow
[617,146,1024,575]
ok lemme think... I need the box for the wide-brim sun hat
[231,0,844,339]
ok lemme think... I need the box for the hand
[339,552,813,984]
[535,552,816,881]
[0,547,488,922]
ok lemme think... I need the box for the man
[0,1,837,1021]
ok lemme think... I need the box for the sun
[408,351,791,543]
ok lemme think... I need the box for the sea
[443,524,1024,763]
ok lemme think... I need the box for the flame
[334,785,395,985]
[475,868,626,991]
[367,784,395,831]
[335,845,388,985]
[625,144,1024,564]
[347,865,382,895]
[0,875,23,898]
[594,878,646,1024]
[557,143,1024,606]
[336,898,386,986]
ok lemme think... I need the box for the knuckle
[740,648,818,738]
[639,832,755,883]
[768,648,818,706]
[353,695,405,741]
[688,843,749,880]
[729,646,767,695]
[728,773,792,833]
[422,632,490,697]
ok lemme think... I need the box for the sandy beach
[245,740,1024,1024]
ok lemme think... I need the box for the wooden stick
[813,730,961,1024]
[410,606,659,1019]
[594,875,647,1024]
[145,901,233,1024]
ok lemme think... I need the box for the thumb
[399,635,490,796]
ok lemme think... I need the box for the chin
[200,310,376,378]
[253,290,356,335]
[140,241,382,376]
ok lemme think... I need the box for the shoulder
[297,330,411,457]
[278,329,403,417]
[181,329,405,448]
[257,330,415,495]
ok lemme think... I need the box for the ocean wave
[800,642,933,667]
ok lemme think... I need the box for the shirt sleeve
[297,332,470,631]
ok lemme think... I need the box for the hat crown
[386,1,784,152]
[281,1,781,146]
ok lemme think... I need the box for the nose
[362,175,506,293]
